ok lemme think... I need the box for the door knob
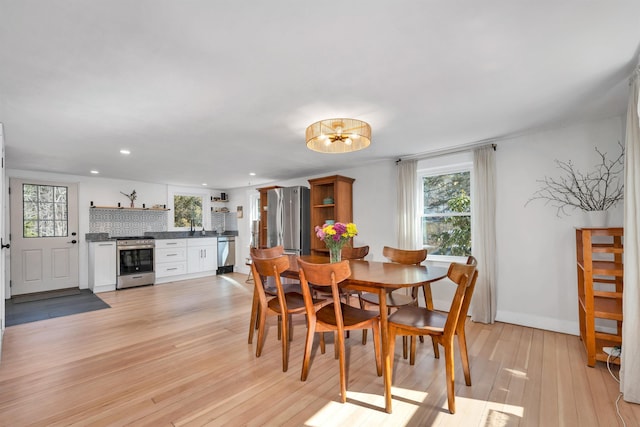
[68,239,77,244]
[1,238,9,249]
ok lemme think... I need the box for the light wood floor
[0,273,637,426]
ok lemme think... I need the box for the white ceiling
[1,1,639,189]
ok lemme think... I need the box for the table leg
[379,288,392,413]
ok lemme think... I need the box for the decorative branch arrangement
[120,190,137,207]
[526,143,624,217]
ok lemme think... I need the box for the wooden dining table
[284,255,448,413]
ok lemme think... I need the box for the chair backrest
[443,262,477,338]
[456,255,479,332]
[296,259,351,328]
[251,245,285,259]
[250,255,290,309]
[382,246,427,265]
[341,245,369,260]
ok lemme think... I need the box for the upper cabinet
[308,175,354,255]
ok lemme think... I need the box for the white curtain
[621,66,640,404]
[470,145,497,323]
[397,159,421,249]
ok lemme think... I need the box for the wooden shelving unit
[575,227,623,367]
[308,175,354,255]
[256,186,282,248]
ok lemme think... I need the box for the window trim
[418,159,473,262]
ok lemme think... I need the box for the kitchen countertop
[85,231,238,242]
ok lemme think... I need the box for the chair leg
[432,337,440,359]
[444,340,456,414]
[320,332,326,354]
[388,327,397,387]
[248,289,259,344]
[371,323,382,376]
[334,331,339,359]
[301,322,316,381]
[458,329,472,386]
[336,326,347,403]
[255,307,267,357]
[402,336,408,359]
[288,314,294,341]
[281,313,289,372]
[409,336,417,366]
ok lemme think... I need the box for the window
[167,186,212,231]
[173,195,203,228]
[23,184,68,237]
[419,160,472,257]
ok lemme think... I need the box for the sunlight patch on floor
[304,388,426,427]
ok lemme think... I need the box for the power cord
[605,349,626,427]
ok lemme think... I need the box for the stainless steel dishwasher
[216,236,235,274]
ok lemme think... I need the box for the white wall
[495,116,624,334]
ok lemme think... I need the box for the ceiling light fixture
[90,170,99,174]
[305,118,371,154]
[120,149,131,155]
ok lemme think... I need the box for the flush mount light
[120,149,131,155]
[305,118,371,153]
[249,172,256,176]
[90,170,99,174]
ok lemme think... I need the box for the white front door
[9,179,79,295]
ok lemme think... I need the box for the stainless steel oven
[116,237,155,289]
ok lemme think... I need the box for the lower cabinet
[187,238,218,273]
[155,238,217,284]
[88,241,116,293]
[155,239,187,279]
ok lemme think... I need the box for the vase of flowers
[314,222,358,263]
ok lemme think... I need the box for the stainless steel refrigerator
[267,186,310,255]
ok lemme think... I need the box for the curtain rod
[397,139,497,163]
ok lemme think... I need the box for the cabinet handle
[167,267,178,271]
[98,243,112,247]
[167,242,178,245]
[167,253,177,257]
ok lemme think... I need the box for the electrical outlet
[603,346,621,357]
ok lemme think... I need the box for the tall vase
[329,246,342,263]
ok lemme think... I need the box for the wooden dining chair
[410,255,479,364]
[250,255,325,372]
[248,246,301,344]
[388,262,478,414]
[297,258,382,403]
[359,246,427,357]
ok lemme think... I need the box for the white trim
[167,186,212,231]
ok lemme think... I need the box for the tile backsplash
[89,209,168,236]
[89,209,238,236]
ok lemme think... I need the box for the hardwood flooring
[0,273,637,426]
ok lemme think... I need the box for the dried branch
[525,142,624,217]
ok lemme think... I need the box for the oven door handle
[118,245,154,250]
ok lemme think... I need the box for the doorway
[9,179,79,296]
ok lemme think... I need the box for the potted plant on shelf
[526,143,624,226]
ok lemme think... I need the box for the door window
[22,184,68,237]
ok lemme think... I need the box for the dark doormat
[10,288,82,304]
[5,289,110,326]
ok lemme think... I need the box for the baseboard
[495,310,579,335]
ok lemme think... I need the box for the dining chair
[388,262,478,414]
[410,255,479,364]
[297,258,382,403]
[248,246,301,344]
[250,255,326,372]
[359,246,428,357]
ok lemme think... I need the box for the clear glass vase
[329,246,342,263]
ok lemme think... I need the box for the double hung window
[419,155,472,258]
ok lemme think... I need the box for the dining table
[284,254,448,413]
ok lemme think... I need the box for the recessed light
[202,183,208,186]
[120,149,131,155]
[90,170,99,174]
[249,172,256,176]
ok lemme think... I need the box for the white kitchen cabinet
[88,241,116,293]
[187,238,217,274]
[155,239,187,279]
